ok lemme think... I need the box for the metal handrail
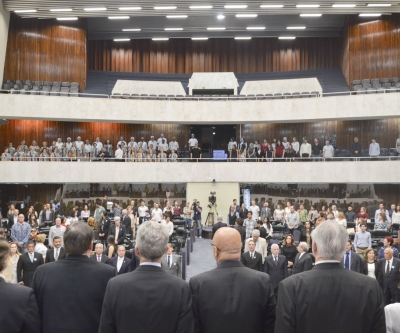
[0,89,109,98]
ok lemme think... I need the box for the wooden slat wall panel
[4,14,87,91]
[87,37,341,74]
[0,121,190,152]
[340,14,400,85]
[238,119,400,150]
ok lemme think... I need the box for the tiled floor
[186,238,217,281]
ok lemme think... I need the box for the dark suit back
[99,265,193,333]
[212,222,227,238]
[292,252,313,274]
[0,277,40,333]
[264,254,288,289]
[189,261,275,333]
[45,247,66,263]
[109,224,126,245]
[121,215,131,232]
[32,254,116,333]
[109,256,131,274]
[17,252,44,287]
[240,251,263,271]
[275,263,385,333]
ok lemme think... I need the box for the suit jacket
[264,254,288,289]
[0,276,40,333]
[48,225,66,247]
[244,237,268,263]
[109,256,131,275]
[260,207,272,221]
[8,215,18,230]
[108,224,126,245]
[161,254,181,277]
[234,226,246,250]
[90,253,110,264]
[292,252,313,275]
[190,260,275,333]
[32,254,116,333]
[340,251,362,273]
[128,253,140,272]
[239,208,248,219]
[121,215,131,231]
[99,265,193,333]
[212,222,227,238]
[275,263,385,333]
[240,251,263,271]
[380,257,400,294]
[45,247,66,263]
[17,251,44,287]
[41,209,55,223]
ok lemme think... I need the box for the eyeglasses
[210,239,221,252]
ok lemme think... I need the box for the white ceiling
[3,0,399,39]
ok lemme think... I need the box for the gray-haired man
[292,242,313,274]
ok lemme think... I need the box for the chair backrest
[13,84,21,90]
[356,88,367,94]
[376,87,385,93]
[61,82,70,87]
[390,77,399,83]
[121,93,130,99]
[380,78,389,83]
[23,84,31,90]
[273,93,282,99]
[366,88,376,94]
[361,79,370,85]
[353,84,362,90]
[3,83,11,90]
[264,94,273,99]
[352,80,361,86]
[382,82,391,88]
[362,83,372,88]
[15,79,24,85]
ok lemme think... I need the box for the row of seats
[4,79,79,88]
[111,92,320,100]
[355,87,400,94]
[333,148,397,157]
[351,77,399,90]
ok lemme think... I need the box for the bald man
[189,228,275,333]
[380,247,400,305]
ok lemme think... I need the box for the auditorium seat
[291,92,301,98]
[371,78,380,85]
[311,91,319,97]
[22,84,31,90]
[356,88,367,94]
[20,89,29,95]
[382,82,391,88]
[372,82,381,88]
[175,95,184,100]
[157,94,167,100]
[380,148,389,156]
[352,79,361,86]
[380,78,389,83]
[395,82,400,88]
[61,82,70,87]
[6,79,15,84]
[32,84,40,91]
[362,83,372,89]
[255,94,264,100]
[246,94,256,100]
[130,94,140,100]
[121,93,130,99]
[53,81,61,87]
[361,79,370,85]
[15,79,24,85]
[43,81,52,86]
[3,83,11,90]
[219,94,228,100]
[377,87,385,93]
[148,94,157,100]
[389,148,398,156]
[139,94,148,100]
[301,92,311,98]
[70,82,79,88]
[282,93,292,99]
[166,94,175,100]
[111,93,122,99]
[34,80,43,86]
[367,88,376,94]
[387,87,398,93]
[228,95,238,100]
[264,94,273,99]
[25,80,34,86]
[13,84,21,90]
[353,84,362,90]
[273,93,282,99]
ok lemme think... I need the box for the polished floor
[186,238,216,281]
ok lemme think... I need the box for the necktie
[168,255,171,268]
[30,254,33,263]
[345,252,350,270]
[386,261,390,274]
[97,255,101,263]
[55,248,59,261]
[274,256,278,266]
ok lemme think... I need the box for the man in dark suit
[161,243,181,277]
[32,222,116,333]
[40,203,55,224]
[45,236,66,263]
[380,247,400,305]
[108,216,126,245]
[121,209,132,235]
[241,239,263,271]
[17,241,44,287]
[190,227,275,333]
[0,239,40,333]
[7,208,18,233]
[109,245,131,275]
[234,218,246,252]
[99,221,193,333]
[340,240,361,273]
[275,221,385,333]
[292,242,313,274]
[264,243,288,298]
[212,216,227,239]
[90,243,110,264]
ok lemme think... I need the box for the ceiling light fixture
[84,7,107,11]
[50,9,72,12]
[189,5,213,9]
[164,28,183,30]
[367,4,391,7]
[247,27,265,30]
[114,39,130,41]
[192,37,209,40]
[14,9,37,13]
[224,5,248,9]
[235,37,252,39]
[56,17,78,21]
[260,5,284,8]
[279,36,296,39]
[296,4,320,7]
[119,7,142,10]
[122,29,141,31]
[154,6,177,10]
[152,38,169,41]
[217,14,225,19]
[332,4,356,7]
[287,26,306,29]
[359,13,382,16]
[236,14,257,17]
[108,16,130,19]
[300,13,322,16]
[166,15,188,18]
[207,27,226,30]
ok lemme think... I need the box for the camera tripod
[205,203,218,226]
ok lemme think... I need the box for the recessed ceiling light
[279,36,296,39]
[367,4,391,6]
[119,7,142,10]
[84,7,107,11]
[260,5,284,8]
[152,38,169,41]
[164,28,183,31]
[359,13,382,16]
[122,29,141,31]
[50,9,72,12]
[207,27,226,30]
[108,16,130,19]
[154,6,177,10]
[192,37,209,40]
[296,4,320,7]
[114,39,130,41]
[14,9,37,13]
[247,27,265,30]
[300,13,322,16]
[189,5,213,9]
[217,14,225,19]
[166,15,188,18]
[236,14,258,18]
[332,4,356,7]
[287,26,306,29]
[56,17,78,21]
[224,5,248,9]
[235,37,252,40]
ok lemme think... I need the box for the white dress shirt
[115,148,123,159]
[75,141,84,150]
[95,141,103,150]
[169,141,179,151]
[117,256,124,272]
[188,138,198,147]
[385,303,400,333]
[152,208,163,221]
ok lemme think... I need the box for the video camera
[192,199,197,210]
[208,191,216,208]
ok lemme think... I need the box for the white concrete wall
[240,78,322,95]
[1,160,399,184]
[186,182,240,225]
[1,92,400,124]
[0,0,10,83]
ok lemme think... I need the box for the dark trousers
[383,289,400,306]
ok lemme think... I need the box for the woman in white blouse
[392,205,400,240]
[3,242,21,283]
[362,248,381,283]
[274,204,285,224]
[34,234,48,262]
[81,204,90,221]
[331,205,339,219]
[336,212,347,228]
[161,215,174,238]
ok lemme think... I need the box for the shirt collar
[315,260,340,265]
[140,262,161,267]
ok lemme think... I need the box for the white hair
[252,229,260,236]
[217,216,223,221]
[271,243,279,250]
[114,216,121,222]
[122,209,127,214]
[136,221,169,261]
[299,242,309,252]
[311,221,347,261]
